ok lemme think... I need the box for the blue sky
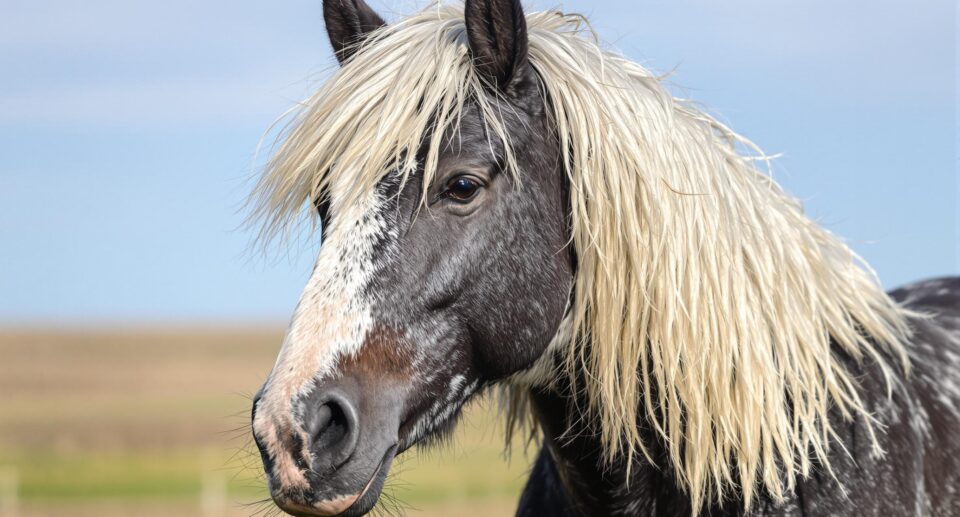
[1,0,956,325]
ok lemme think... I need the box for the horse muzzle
[251,376,403,517]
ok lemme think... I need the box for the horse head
[250,1,571,514]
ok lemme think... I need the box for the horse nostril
[310,400,345,448]
[307,393,359,470]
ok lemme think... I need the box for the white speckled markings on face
[253,186,387,497]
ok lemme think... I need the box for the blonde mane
[249,4,912,512]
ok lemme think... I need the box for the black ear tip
[323,0,387,64]
[464,0,529,89]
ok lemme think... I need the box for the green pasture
[0,329,533,516]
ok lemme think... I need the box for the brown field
[0,328,533,516]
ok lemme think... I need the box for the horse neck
[527,362,738,516]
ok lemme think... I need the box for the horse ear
[323,0,387,65]
[464,0,529,93]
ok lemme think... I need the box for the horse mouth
[272,444,397,517]
[330,444,397,517]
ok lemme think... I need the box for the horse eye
[444,176,482,202]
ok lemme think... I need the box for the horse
[247,1,960,515]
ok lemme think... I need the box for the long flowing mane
[249,4,912,511]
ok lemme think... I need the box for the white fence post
[201,470,227,517]
[0,467,18,517]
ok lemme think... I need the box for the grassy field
[0,328,534,516]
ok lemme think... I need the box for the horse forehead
[438,103,514,157]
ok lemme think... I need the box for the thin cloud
[0,73,329,128]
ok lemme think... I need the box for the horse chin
[274,444,397,517]
[333,445,397,517]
